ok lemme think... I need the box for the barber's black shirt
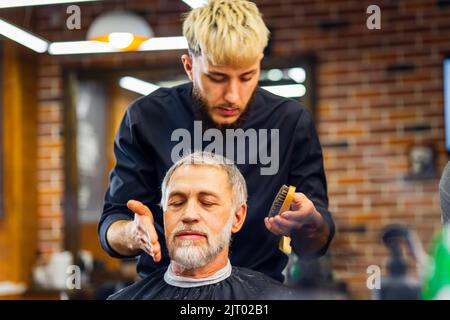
[98,82,335,282]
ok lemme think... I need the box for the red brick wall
[2,0,448,298]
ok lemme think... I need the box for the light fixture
[267,69,284,82]
[288,67,306,83]
[0,18,48,53]
[0,3,189,55]
[181,0,208,8]
[108,32,135,50]
[87,10,153,51]
[119,77,160,96]
[48,37,188,55]
[138,37,188,51]
[0,0,101,8]
[261,84,306,98]
[48,40,115,55]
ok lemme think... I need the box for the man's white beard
[168,213,234,270]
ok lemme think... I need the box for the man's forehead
[168,164,229,189]
[198,55,260,74]
[168,189,221,199]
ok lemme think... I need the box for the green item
[422,225,450,300]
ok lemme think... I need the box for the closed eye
[168,201,185,207]
[201,201,218,208]
[207,75,226,83]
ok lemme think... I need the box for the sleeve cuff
[312,207,335,258]
[293,207,335,260]
[99,213,137,259]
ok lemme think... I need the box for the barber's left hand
[264,192,325,237]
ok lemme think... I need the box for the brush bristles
[268,185,289,217]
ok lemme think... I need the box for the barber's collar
[164,260,232,288]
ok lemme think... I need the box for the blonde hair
[182,0,270,68]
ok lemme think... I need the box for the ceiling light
[181,0,208,8]
[87,10,153,51]
[48,37,188,55]
[267,69,284,82]
[261,84,306,98]
[0,18,48,53]
[48,40,114,55]
[119,77,160,96]
[138,37,188,51]
[288,67,306,83]
[0,0,102,8]
[108,32,134,50]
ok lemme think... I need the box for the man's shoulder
[232,266,284,285]
[231,267,295,299]
[107,268,167,300]
[126,82,192,122]
[255,87,312,122]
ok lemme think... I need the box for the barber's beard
[168,213,234,270]
[192,86,254,132]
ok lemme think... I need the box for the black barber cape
[99,82,335,282]
[108,266,293,300]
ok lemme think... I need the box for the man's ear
[181,54,194,81]
[231,204,247,234]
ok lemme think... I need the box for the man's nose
[224,80,240,105]
[181,200,201,223]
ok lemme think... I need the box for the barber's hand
[127,200,162,263]
[264,192,325,237]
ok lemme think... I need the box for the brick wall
[2,0,448,298]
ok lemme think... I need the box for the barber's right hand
[127,199,162,263]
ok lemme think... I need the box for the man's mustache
[171,224,209,240]
[214,103,241,109]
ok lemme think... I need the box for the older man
[109,152,291,300]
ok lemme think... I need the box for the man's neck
[171,250,229,279]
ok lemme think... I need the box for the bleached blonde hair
[182,0,270,68]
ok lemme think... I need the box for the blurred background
[0,0,450,300]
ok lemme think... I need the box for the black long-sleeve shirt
[99,82,335,282]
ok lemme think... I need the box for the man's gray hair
[160,151,248,211]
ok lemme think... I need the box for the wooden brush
[268,185,296,254]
